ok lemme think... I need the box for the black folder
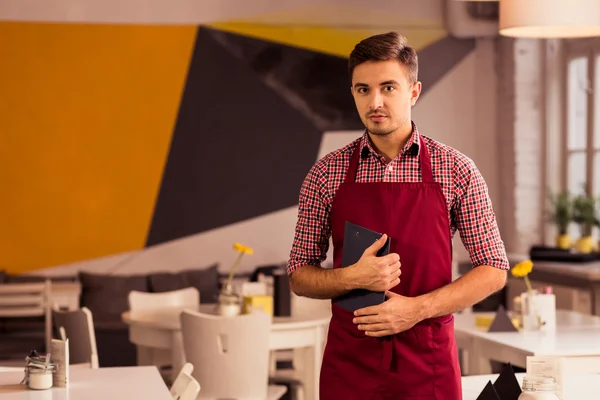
[333,221,391,312]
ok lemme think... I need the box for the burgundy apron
[319,136,462,399]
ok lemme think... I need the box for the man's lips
[369,115,387,122]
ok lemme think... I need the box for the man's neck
[368,123,414,163]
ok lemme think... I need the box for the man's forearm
[418,265,507,320]
[289,265,357,299]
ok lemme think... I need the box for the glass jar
[27,368,54,390]
[518,376,559,400]
[217,283,241,317]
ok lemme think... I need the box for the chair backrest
[0,281,51,317]
[128,287,200,313]
[0,280,52,351]
[180,310,271,400]
[52,306,99,368]
[170,362,201,400]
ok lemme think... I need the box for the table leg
[171,331,186,376]
[136,346,154,366]
[468,341,492,375]
[313,326,325,400]
[460,348,471,375]
[592,284,600,316]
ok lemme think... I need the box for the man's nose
[368,92,383,110]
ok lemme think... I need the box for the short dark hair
[348,32,418,84]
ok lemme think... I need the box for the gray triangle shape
[488,305,519,332]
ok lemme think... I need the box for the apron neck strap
[345,134,434,184]
[418,135,434,183]
[345,141,362,184]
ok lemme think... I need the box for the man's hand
[348,234,401,292]
[352,291,423,337]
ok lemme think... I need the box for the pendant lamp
[499,0,600,38]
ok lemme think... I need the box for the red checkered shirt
[286,123,509,275]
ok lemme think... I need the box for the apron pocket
[431,315,462,400]
[321,315,391,393]
[383,324,435,396]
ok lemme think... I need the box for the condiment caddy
[20,350,57,390]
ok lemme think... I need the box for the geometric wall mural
[146,27,358,246]
[146,27,476,246]
[0,20,476,273]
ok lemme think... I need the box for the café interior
[1,0,600,399]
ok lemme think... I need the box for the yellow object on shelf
[475,314,520,329]
[242,295,273,316]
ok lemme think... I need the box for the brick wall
[496,38,549,257]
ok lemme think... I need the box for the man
[286,31,508,399]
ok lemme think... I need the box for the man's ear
[411,81,422,106]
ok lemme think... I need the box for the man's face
[351,60,421,137]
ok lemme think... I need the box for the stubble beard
[365,120,399,137]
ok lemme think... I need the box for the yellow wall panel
[207,22,447,58]
[0,22,196,274]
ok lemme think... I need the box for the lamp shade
[499,0,600,38]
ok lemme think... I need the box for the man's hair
[348,31,418,84]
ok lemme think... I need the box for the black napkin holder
[476,381,501,400]
[488,305,518,333]
[474,363,522,400]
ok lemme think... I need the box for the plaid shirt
[286,123,509,275]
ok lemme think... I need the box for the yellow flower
[223,243,255,291]
[511,260,533,278]
[233,243,254,255]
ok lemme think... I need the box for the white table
[122,304,330,400]
[0,366,171,399]
[455,310,600,375]
[462,372,600,399]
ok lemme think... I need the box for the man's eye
[358,88,368,94]
[384,86,394,92]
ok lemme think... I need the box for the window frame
[562,38,599,197]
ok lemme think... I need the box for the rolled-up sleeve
[286,163,332,276]
[453,155,509,270]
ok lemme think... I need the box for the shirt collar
[360,121,421,159]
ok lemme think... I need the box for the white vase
[520,291,556,332]
[217,284,241,317]
[218,303,241,317]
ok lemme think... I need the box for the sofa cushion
[184,264,220,304]
[148,264,220,304]
[79,272,149,323]
[147,271,190,294]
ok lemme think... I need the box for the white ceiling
[0,0,444,27]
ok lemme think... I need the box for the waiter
[286,31,509,399]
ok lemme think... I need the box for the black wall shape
[205,27,364,132]
[417,36,476,92]
[146,28,334,246]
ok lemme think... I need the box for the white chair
[170,362,201,400]
[128,287,200,314]
[0,280,52,352]
[268,292,330,400]
[180,309,287,400]
[128,287,200,380]
[52,306,99,369]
